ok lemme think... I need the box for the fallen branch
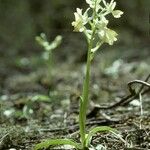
[87,74,150,118]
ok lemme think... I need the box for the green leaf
[34,139,82,150]
[85,126,117,147]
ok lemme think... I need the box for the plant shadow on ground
[0,35,150,149]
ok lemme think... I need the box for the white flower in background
[36,33,62,51]
[98,28,118,45]
[72,8,89,32]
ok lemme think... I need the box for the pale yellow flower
[98,28,118,45]
[86,0,102,12]
[72,8,88,32]
[105,0,123,18]
[103,0,123,18]
[96,16,108,29]
[103,0,116,13]
[72,0,123,47]
[112,10,124,18]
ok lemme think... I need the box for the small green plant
[34,0,123,149]
[36,33,62,79]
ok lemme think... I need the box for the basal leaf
[85,126,117,147]
[34,138,82,150]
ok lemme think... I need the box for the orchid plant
[34,0,124,149]
[36,33,62,79]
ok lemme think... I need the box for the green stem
[79,2,97,149]
[47,51,53,80]
[79,37,93,149]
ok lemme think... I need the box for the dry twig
[87,74,150,118]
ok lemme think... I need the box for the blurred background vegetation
[0,0,149,55]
